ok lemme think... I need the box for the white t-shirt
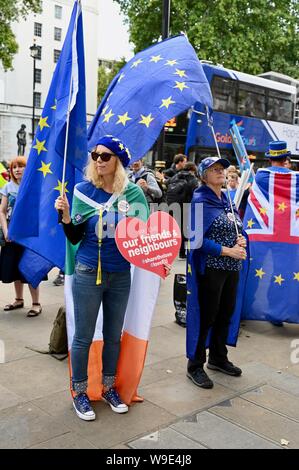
[0,181,20,221]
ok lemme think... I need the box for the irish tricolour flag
[64,180,160,404]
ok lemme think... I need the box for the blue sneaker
[73,393,96,421]
[102,388,128,414]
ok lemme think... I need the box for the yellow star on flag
[119,143,125,150]
[174,81,189,92]
[247,218,255,229]
[116,112,132,126]
[150,55,163,63]
[259,207,267,215]
[131,59,143,68]
[174,69,188,78]
[160,96,176,109]
[188,264,192,274]
[51,99,57,110]
[103,109,115,123]
[293,272,299,281]
[139,113,154,128]
[54,180,69,193]
[166,59,178,66]
[101,105,109,116]
[118,73,125,82]
[37,161,52,178]
[255,268,266,279]
[274,274,285,285]
[277,202,287,212]
[33,138,47,156]
[38,116,50,131]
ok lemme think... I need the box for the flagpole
[205,106,240,237]
[58,0,80,223]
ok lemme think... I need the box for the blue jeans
[71,262,131,392]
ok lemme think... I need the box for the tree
[97,58,126,104]
[0,0,42,70]
[114,0,299,78]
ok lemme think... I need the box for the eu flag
[9,0,87,287]
[88,34,213,162]
[242,169,299,323]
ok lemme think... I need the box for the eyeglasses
[91,151,115,162]
[208,166,225,173]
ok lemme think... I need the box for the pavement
[0,261,299,449]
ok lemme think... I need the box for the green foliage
[114,0,299,78]
[0,0,42,70]
[97,58,127,104]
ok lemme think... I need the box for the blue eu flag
[9,0,87,287]
[88,34,213,162]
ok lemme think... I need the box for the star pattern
[54,180,69,194]
[139,113,154,128]
[38,116,50,131]
[33,139,47,156]
[102,109,115,123]
[117,112,132,126]
[247,218,255,229]
[166,59,178,66]
[174,69,187,78]
[274,274,285,286]
[160,96,176,109]
[293,272,299,282]
[255,268,266,279]
[150,55,163,63]
[131,59,143,68]
[277,202,287,212]
[174,81,189,92]
[37,161,53,178]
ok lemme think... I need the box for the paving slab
[0,354,69,401]
[243,385,299,420]
[210,397,299,449]
[33,390,176,449]
[145,325,185,366]
[171,411,280,449]
[0,384,26,412]
[0,403,70,449]
[129,428,206,449]
[28,432,97,449]
[139,355,186,388]
[139,372,235,418]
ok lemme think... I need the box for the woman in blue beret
[186,156,247,390]
[55,135,170,421]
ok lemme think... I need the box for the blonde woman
[55,136,170,421]
[0,157,42,317]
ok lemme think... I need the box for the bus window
[267,89,293,124]
[237,82,266,119]
[211,76,237,113]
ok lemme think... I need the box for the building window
[34,92,42,108]
[55,5,62,19]
[34,68,42,84]
[34,22,42,37]
[36,46,42,60]
[54,49,61,63]
[211,76,238,114]
[54,27,62,41]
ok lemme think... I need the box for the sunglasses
[91,151,115,162]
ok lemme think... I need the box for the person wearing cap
[265,140,293,173]
[256,140,292,327]
[186,156,247,389]
[55,135,171,421]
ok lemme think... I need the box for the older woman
[56,136,170,421]
[0,156,42,316]
[186,157,247,389]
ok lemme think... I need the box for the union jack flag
[242,169,299,323]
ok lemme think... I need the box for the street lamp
[29,43,39,141]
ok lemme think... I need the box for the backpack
[49,306,68,356]
[166,175,188,205]
[25,306,68,360]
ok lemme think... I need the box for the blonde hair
[85,156,128,193]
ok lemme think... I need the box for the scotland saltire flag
[9,0,87,287]
[242,169,299,323]
[88,34,213,162]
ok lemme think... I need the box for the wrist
[221,246,230,256]
[62,215,71,224]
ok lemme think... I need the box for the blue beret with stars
[94,135,131,168]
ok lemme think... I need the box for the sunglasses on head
[91,151,115,162]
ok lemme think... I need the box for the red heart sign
[115,211,181,279]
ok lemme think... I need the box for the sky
[98,0,134,61]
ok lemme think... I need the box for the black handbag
[0,227,5,247]
[173,274,187,327]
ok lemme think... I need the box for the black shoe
[270,321,283,327]
[187,368,214,389]
[207,360,242,377]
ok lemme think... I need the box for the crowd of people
[0,137,296,421]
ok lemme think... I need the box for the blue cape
[186,185,249,360]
